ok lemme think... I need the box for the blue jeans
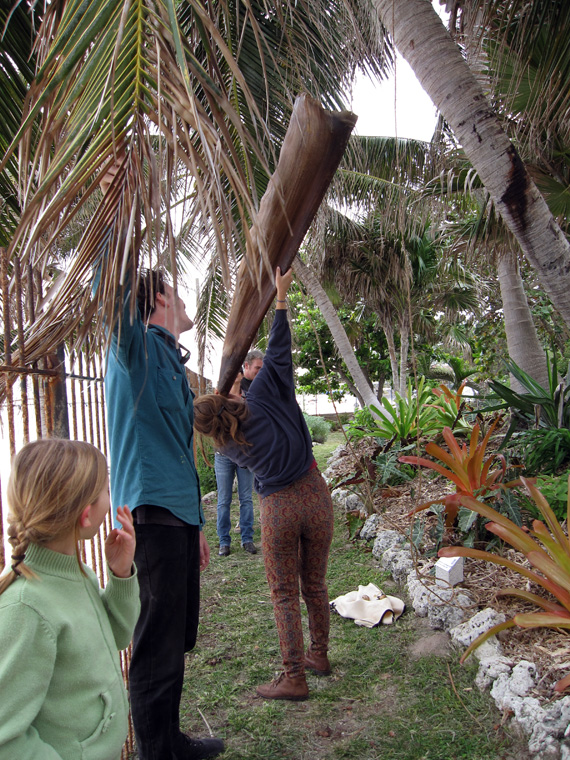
[129,519,200,760]
[215,452,255,546]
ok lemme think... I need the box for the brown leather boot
[304,648,331,676]
[256,672,309,701]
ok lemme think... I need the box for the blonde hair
[0,439,108,595]
[193,394,251,449]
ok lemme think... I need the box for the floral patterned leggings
[260,466,334,678]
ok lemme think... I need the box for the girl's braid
[5,521,35,581]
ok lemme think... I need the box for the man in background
[240,349,264,394]
[216,367,258,556]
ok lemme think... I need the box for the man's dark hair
[137,269,165,321]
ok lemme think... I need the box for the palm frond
[2,0,391,373]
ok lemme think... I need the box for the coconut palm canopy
[4,0,570,397]
[0,0,388,372]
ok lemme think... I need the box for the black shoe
[218,545,230,557]
[176,734,225,759]
[242,542,257,554]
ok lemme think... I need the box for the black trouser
[129,520,200,760]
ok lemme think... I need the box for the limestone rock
[346,492,366,513]
[331,488,350,510]
[359,513,383,541]
[327,444,347,465]
[449,607,507,647]
[426,587,474,631]
[330,488,366,514]
[406,571,432,618]
[380,545,414,586]
[528,697,570,757]
[372,529,405,559]
[475,654,514,691]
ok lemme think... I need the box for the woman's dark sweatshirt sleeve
[246,310,295,402]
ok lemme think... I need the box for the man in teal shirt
[105,269,224,760]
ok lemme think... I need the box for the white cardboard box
[435,556,464,587]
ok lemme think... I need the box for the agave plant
[439,475,570,694]
[399,417,519,526]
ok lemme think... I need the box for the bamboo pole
[14,258,29,443]
[27,264,43,438]
[1,247,16,456]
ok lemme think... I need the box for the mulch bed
[326,436,570,703]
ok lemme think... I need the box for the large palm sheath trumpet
[217,94,357,395]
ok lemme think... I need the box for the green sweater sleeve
[98,565,141,651]
[0,602,63,760]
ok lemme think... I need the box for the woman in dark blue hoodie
[194,267,334,701]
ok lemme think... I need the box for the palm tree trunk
[337,369,366,407]
[292,256,378,409]
[398,311,410,396]
[373,0,570,330]
[497,250,549,392]
[381,314,400,391]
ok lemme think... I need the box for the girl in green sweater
[0,439,140,760]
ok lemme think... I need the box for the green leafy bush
[196,436,217,494]
[374,447,415,487]
[303,413,332,444]
[487,354,570,429]
[347,406,378,438]
[329,412,352,431]
[523,473,569,522]
[508,428,570,476]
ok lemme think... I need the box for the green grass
[312,430,346,471]
[174,432,528,759]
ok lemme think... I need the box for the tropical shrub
[329,412,351,431]
[522,473,569,523]
[487,355,570,430]
[409,489,524,557]
[374,446,416,488]
[439,476,570,693]
[347,406,379,439]
[196,436,217,494]
[445,355,479,388]
[399,418,520,526]
[348,377,438,445]
[303,413,331,444]
[507,427,570,476]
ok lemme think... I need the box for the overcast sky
[350,55,438,142]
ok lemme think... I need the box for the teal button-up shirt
[105,307,203,527]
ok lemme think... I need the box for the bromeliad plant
[364,377,438,445]
[399,417,519,526]
[428,381,473,433]
[439,475,570,694]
